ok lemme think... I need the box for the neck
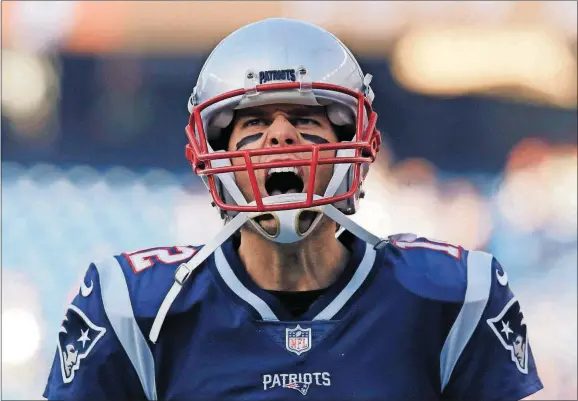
[237,217,350,291]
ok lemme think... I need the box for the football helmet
[184,17,381,243]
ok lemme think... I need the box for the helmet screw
[298,67,307,75]
[247,72,254,79]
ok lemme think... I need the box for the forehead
[234,104,327,119]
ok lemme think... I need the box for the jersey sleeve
[43,263,147,400]
[441,254,543,401]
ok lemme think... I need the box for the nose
[265,115,299,147]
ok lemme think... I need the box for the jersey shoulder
[380,234,491,303]
[44,246,202,399]
[94,244,206,318]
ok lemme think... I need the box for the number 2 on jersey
[123,246,198,273]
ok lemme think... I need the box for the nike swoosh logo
[496,269,508,286]
[80,279,94,297]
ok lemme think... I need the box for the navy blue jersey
[44,234,543,400]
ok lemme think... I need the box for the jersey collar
[211,233,377,321]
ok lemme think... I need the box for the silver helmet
[185,18,381,243]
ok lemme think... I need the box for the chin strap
[248,208,325,243]
[246,193,326,244]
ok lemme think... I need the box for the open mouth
[264,167,305,196]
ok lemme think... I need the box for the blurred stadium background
[1,1,576,399]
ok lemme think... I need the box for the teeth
[268,166,298,176]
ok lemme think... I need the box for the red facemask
[185,81,381,213]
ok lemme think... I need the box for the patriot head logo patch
[286,325,311,356]
[486,297,528,374]
[58,304,106,383]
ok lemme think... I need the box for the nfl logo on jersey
[285,325,311,356]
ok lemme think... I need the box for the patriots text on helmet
[259,69,296,84]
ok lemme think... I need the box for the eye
[292,117,320,126]
[242,118,268,128]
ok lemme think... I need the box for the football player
[45,18,543,400]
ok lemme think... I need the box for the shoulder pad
[111,245,204,316]
[385,235,468,302]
